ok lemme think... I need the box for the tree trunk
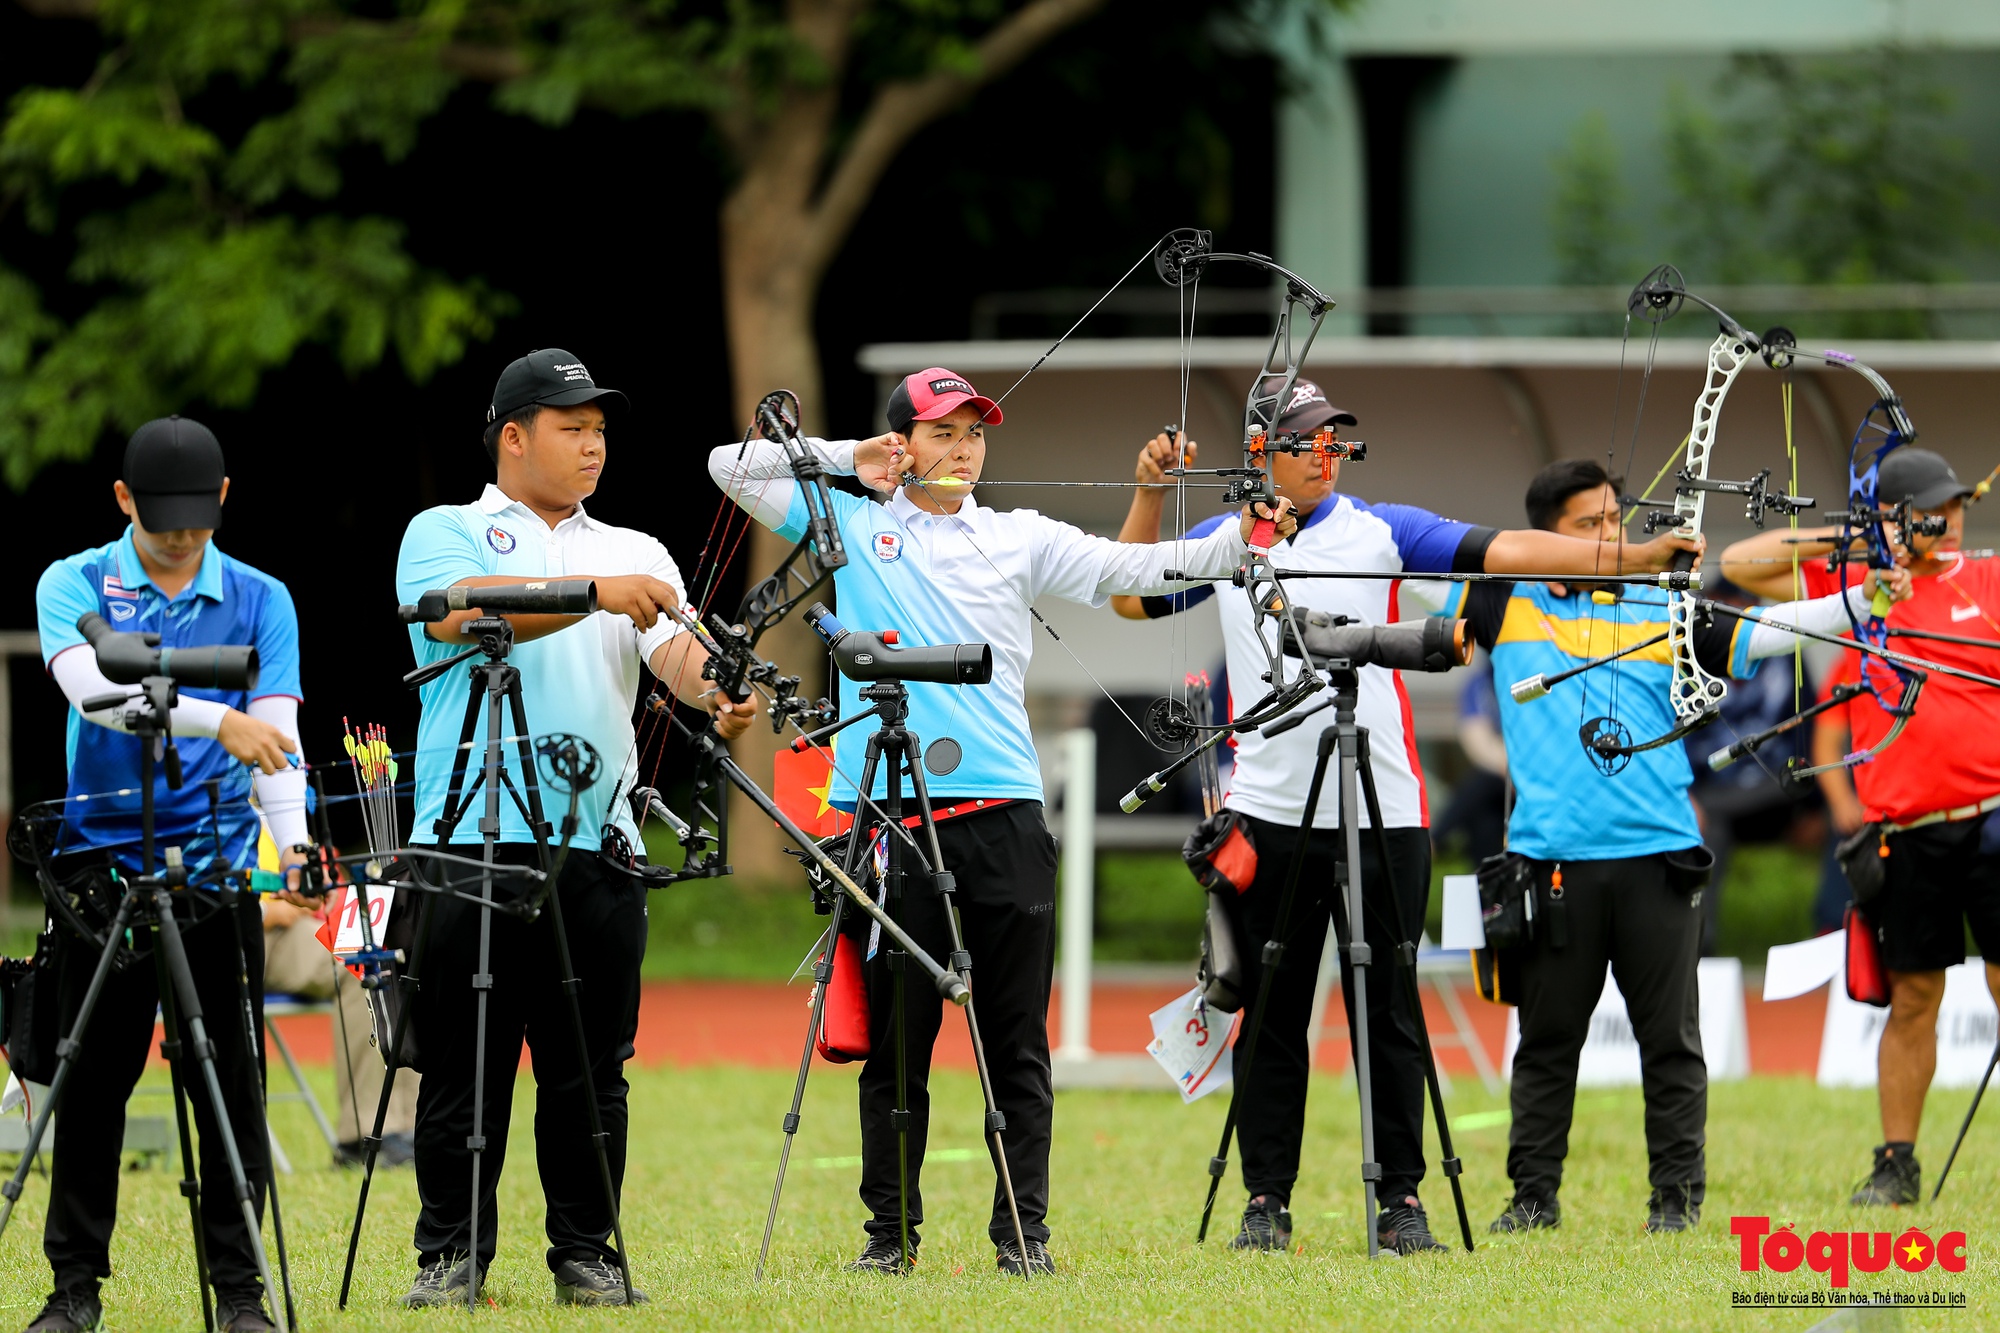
[715,173,835,883]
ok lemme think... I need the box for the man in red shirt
[1723,448,2000,1206]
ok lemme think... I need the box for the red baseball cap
[886,368,1003,431]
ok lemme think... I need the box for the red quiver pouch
[1183,811,1258,896]
[1845,904,1889,1009]
[815,933,873,1063]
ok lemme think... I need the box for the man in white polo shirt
[394,349,749,1308]
[1112,379,1698,1254]
[710,367,1295,1276]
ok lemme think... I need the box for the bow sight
[687,611,836,734]
[1633,468,1814,534]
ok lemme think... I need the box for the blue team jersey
[37,529,302,873]
[1443,579,1756,862]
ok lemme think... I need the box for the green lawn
[6,1068,1995,1330]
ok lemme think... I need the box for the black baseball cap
[487,348,629,425]
[1256,374,1357,433]
[1878,448,1973,511]
[123,416,226,532]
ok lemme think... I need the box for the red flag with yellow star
[773,744,851,837]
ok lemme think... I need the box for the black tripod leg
[0,893,141,1245]
[154,924,218,1333]
[902,743,1031,1273]
[1934,1037,2000,1202]
[1355,738,1474,1253]
[1196,729,1335,1244]
[224,896,297,1326]
[756,894,848,1282]
[339,887,436,1309]
[151,891,286,1332]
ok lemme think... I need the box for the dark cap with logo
[886,367,1004,432]
[1878,448,1973,511]
[123,416,226,532]
[1256,374,1357,434]
[488,348,629,424]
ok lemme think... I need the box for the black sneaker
[23,1289,102,1333]
[1230,1194,1293,1251]
[1644,1185,1702,1233]
[336,1133,416,1169]
[1488,1196,1560,1233]
[214,1287,275,1333]
[401,1255,487,1308]
[552,1258,648,1306]
[1851,1142,1921,1206]
[1377,1195,1450,1254]
[846,1235,915,1275]
[995,1238,1056,1276]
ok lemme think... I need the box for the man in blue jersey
[709,367,1297,1276]
[1443,459,1906,1234]
[394,350,750,1308]
[31,416,304,1333]
[1110,386,1701,1255]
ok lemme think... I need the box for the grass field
[3,1067,1994,1331]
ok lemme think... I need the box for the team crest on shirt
[108,600,137,622]
[486,525,517,554]
[102,575,139,601]
[873,532,903,563]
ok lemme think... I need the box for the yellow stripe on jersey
[1493,595,1674,663]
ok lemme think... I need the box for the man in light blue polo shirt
[31,415,303,1333]
[393,349,748,1310]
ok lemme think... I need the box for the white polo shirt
[396,483,685,850]
[711,437,1250,806]
[1143,493,1490,830]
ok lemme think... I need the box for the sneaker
[1230,1194,1293,1251]
[1377,1195,1450,1254]
[401,1255,487,1309]
[845,1235,915,1275]
[995,1238,1056,1276]
[1488,1196,1560,1234]
[1644,1185,1702,1233]
[335,1133,415,1169]
[23,1289,102,1333]
[214,1288,275,1333]
[1850,1142,1921,1207]
[552,1258,649,1307]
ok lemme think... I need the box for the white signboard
[1818,958,1999,1088]
[1501,958,1751,1085]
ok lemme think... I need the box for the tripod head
[404,616,517,688]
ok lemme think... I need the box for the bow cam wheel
[1578,716,1634,777]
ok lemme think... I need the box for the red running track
[260,978,1829,1075]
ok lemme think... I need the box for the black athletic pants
[855,802,1059,1248]
[1506,853,1706,1205]
[409,845,646,1271]
[44,881,269,1294]
[1226,818,1434,1206]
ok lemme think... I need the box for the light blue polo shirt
[396,486,684,853]
[37,528,302,873]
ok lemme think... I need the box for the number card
[328,884,396,958]
[1146,986,1237,1105]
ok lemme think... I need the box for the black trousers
[44,882,269,1294]
[855,802,1058,1247]
[1227,818,1434,1205]
[409,845,646,1271]
[1506,853,1706,1204]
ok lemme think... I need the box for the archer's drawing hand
[855,433,910,494]
[1863,566,1913,604]
[1623,530,1705,573]
[1136,431,1196,485]
[711,695,754,742]
[596,574,681,631]
[1239,496,1299,545]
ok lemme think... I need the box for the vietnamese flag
[773,744,852,837]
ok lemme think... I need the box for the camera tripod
[338,616,631,1310]
[1194,663,1475,1258]
[752,674,1030,1278]
[0,676,290,1333]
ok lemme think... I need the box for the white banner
[1818,957,1999,1088]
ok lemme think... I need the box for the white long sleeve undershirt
[1741,585,1875,660]
[50,645,309,849]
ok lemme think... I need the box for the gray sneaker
[995,1237,1056,1276]
[552,1258,648,1306]
[1489,1196,1560,1233]
[401,1255,486,1309]
[846,1235,916,1274]
[23,1289,102,1333]
[1230,1194,1293,1251]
